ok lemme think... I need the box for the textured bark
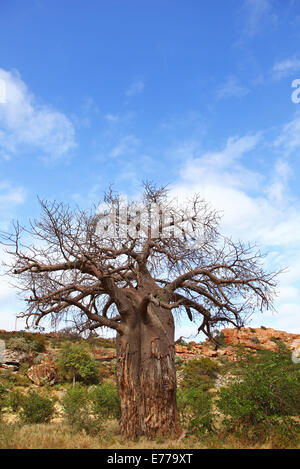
[116,304,180,439]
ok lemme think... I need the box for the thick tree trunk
[115,305,180,439]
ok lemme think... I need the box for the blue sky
[1,0,300,338]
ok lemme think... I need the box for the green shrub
[6,333,46,353]
[8,390,24,413]
[217,343,300,443]
[62,384,101,435]
[177,357,218,435]
[89,382,121,420]
[57,343,99,385]
[0,384,8,416]
[6,337,33,352]
[181,358,219,390]
[20,392,54,424]
[24,333,47,352]
[214,331,225,347]
[260,325,267,330]
[177,387,213,435]
[62,384,87,425]
[97,340,116,349]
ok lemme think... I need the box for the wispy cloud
[0,68,76,161]
[104,113,120,123]
[126,79,145,97]
[240,0,277,37]
[274,114,300,154]
[108,134,140,158]
[271,57,300,80]
[216,76,250,99]
[0,181,26,208]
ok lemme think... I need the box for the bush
[6,333,46,353]
[89,382,121,420]
[20,392,54,424]
[181,358,219,390]
[214,331,225,347]
[0,384,8,416]
[24,333,47,352]
[62,384,101,435]
[62,384,87,425]
[57,343,99,385]
[8,390,24,413]
[97,339,116,349]
[177,357,218,435]
[177,386,213,435]
[217,343,300,443]
[6,337,33,352]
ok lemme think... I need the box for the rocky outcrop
[175,343,237,361]
[26,356,58,386]
[175,327,300,362]
[221,327,300,352]
[0,349,35,369]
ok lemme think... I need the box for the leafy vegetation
[180,357,219,390]
[61,382,120,435]
[57,343,99,385]
[0,384,8,418]
[8,390,24,412]
[89,382,121,420]
[217,342,300,445]
[20,392,55,424]
[177,358,218,435]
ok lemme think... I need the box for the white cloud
[108,135,140,158]
[272,57,300,80]
[0,68,76,160]
[169,124,300,334]
[274,115,300,154]
[0,182,26,207]
[0,182,26,231]
[104,113,120,123]
[241,0,277,37]
[126,80,145,97]
[180,134,262,191]
[174,133,300,247]
[216,76,250,99]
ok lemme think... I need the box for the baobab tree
[1,183,279,438]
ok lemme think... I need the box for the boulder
[0,349,34,367]
[27,356,58,386]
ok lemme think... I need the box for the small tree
[57,343,99,386]
[1,183,281,438]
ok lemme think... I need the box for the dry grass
[1,419,298,449]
